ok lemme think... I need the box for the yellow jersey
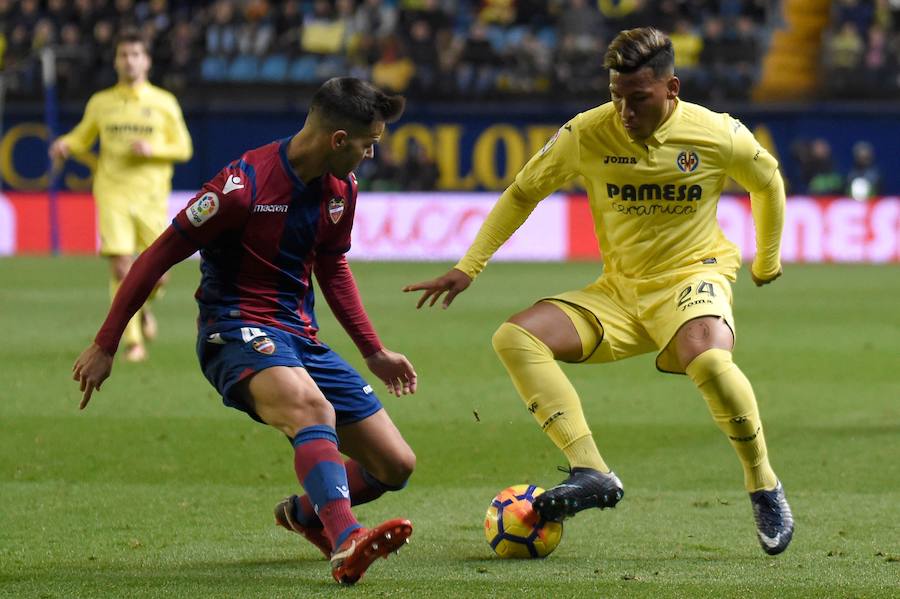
[457,98,783,280]
[61,81,193,205]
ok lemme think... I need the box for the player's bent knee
[378,449,416,488]
[676,317,734,370]
[492,321,544,358]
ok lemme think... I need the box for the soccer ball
[484,484,563,558]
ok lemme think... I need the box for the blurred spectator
[56,22,92,96]
[557,0,605,52]
[272,0,303,54]
[206,0,240,57]
[846,141,881,201]
[404,18,440,94]
[302,0,346,55]
[371,35,416,93]
[794,138,844,195]
[456,21,500,96]
[479,0,517,25]
[156,18,199,91]
[237,0,274,56]
[669,18,703,89]
[554,33,607,97]
[400,139,440,191]
[355,0,399,42]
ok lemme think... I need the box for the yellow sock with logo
[110,278,142,348]
[492,322,609,472]
[685,348,778,492]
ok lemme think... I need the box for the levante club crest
[252,337,276,355]
[328,197,345,223]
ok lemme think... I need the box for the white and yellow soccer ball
[484,484,563,558]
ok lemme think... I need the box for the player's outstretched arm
[403,268,472,309]
[365,349,418,397]
[72,343,114,409]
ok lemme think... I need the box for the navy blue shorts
[197,325,382,426]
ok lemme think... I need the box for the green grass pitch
[1,257,898,598]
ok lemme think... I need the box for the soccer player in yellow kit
[406,28,794,555]
[50,30,193,362]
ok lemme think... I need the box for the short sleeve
[726,116,779,193]
[171,163,252,247]
[514,116,582,200]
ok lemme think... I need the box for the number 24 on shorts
[677,280,716,311]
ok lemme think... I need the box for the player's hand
[403,268,472,309]
[365,349,417,397]
[751,265,783,287]
[48,139,70,160]
[131,140,153,157]
[72,343,114,409]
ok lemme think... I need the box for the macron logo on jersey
[223,175,245,194]
[186,192,219,227]
[254,204,289,213]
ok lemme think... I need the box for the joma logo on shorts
[607,183,702,202]
[604,155,637,164]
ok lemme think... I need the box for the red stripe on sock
[319,499,358,548]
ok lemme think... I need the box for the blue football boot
[749,481,794,555]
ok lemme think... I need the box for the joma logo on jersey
[676,150,700,172]
[603,155,637,164]
[607,183,702,202]
[254,204,289,213]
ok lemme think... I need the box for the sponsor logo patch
[223,174,245,194]
[251,337,276,355]
[676,150,700,173]
[328,197,345,223]
[185,192,219,227]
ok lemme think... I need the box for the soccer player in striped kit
[72,78,417,584]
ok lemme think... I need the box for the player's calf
[533,467,624,522]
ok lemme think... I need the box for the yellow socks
[492,322,609,472]
[110,277,142,348]
[686,349,778,492]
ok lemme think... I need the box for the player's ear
[666,75,680,99]
[331,130,349,150]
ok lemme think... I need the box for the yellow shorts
[543,267,736,374]
[97,198,168,256]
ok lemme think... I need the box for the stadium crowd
[3,0,782,102]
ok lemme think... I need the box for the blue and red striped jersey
[172,138,357,340]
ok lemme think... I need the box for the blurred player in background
[406,27,794,556]
[50,29,193,362]
[71,78,417,584]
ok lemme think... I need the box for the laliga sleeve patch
[186,192,219,227]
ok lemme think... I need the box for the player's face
[330,120,385,178]
[114,41,151,84]
[609,67,679,141]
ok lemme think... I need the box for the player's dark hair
[603,27,674,77]
[114,28,149,53]
[310,78,406,130]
